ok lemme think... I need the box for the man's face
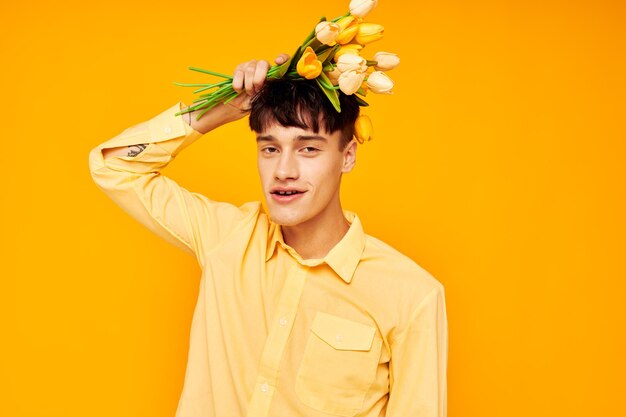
[256,122,356,228]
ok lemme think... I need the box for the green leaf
[286,44,305,76]
[303,37,322,51]
[325,45,341,64]
[316,44,340,64]
[316,72,341,112]
[354,95,369,107]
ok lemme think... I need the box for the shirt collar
[265,210,366,284]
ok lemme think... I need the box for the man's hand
[183,53,290,134]
[228,53,291,113]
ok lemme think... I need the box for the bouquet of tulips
[174,0,399,143]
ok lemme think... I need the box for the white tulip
[338,70,366,95]
[315,21,341,46]
[366,71,394,94]
[349,0,378,18]
[336,53,368,74]
[373,52,400,71]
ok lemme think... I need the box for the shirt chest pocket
[295,312,382,417]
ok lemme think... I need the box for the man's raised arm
[88,55,289,263]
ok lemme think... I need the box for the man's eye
[302,147,319,153]
[262,147,278,153]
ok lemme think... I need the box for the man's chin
[267,207,304,227]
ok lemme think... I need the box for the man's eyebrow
[296,135,328,142]
[255,135,328,143]
[256,135,275,143]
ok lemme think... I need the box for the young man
[89,55,448,417]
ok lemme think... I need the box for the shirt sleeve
[88,102,258,264]
[386,285,449,417]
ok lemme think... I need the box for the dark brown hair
[249,78,360,150]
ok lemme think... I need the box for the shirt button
[335,334,344,343]
[260,383,269,393]
[279,317,288,327]
[164,126,172,134]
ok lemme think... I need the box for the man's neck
[281,205,351,260]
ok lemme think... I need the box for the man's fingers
[233,55,289,96]
[243,60,257,95]
[253,60,270,92]
[232,63,245,93]
[275,53,290,65]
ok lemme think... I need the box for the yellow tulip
[355,23,384,45]
[338,70,366,95]
[333,44,363,62]
[315,21,340,46]
[296,47,323,80]
[335,16,360,45]
[349,0,378,18]
[354,114,374,143]
[373,51,400,71]
[366,71,394,94]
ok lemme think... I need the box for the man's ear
[341,139,357,173]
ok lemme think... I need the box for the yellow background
[1,0,624,416]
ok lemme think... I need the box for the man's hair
[249,78,360,151]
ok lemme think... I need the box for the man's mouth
[270,189,307,204]
[271,190,303,196]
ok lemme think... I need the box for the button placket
[245,264,308,417]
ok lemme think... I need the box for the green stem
[193,80,231,94]
[318,77,340,90]
[195,105,214,121]
[330,11,351,22]
[173,82,214,87]
[188,66,233,79]
[267,65,281,75]
[222,90,241,105]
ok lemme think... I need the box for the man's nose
[274,151,299,180]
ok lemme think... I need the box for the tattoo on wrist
[127,144,148,157]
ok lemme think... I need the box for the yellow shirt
[88,103,448,417]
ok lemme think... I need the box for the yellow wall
[1,0,624,416]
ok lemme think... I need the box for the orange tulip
[296,47,323,80]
